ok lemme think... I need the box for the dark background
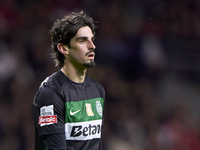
[0,0,200,149]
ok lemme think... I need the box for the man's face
[67,26,96,68]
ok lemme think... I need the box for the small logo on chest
[70,109,81,116]
[85,103,94,116]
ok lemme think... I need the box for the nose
[88,40,96,50]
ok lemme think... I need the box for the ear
[57,43,69,55]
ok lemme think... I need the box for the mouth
[87,53,95,58]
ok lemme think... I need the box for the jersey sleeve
[33,87,65,136]
[45,133,66,150]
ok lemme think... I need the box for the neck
[61,64,87,83]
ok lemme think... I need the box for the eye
[79,38,85,43]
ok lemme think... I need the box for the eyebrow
[76,36,95,41]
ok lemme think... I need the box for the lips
[87,52,95,58]
[88,54,94,57]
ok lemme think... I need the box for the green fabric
[65,98,104,123]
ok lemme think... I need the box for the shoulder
[33,71,66,106]
[39,71,65,91]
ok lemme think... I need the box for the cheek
[76,48,87,58]
[76,50,86,58]
[68,45,87,61]
[69,50,86,62]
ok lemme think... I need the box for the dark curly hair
[50,11,97,68]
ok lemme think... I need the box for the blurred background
[0,0,200,149]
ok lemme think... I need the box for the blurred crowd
[0,0,200,150]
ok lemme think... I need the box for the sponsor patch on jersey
[39,115,57,125]
[39,105,57,126]
[65,119,102,140]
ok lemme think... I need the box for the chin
[83,61,96,68]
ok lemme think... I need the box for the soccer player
[33,11,105,150]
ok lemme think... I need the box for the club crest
[96,100,103,117]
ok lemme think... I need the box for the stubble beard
[83,60,96,68]
[84,50,96,68]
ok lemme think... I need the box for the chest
[65,98,104,123]
[63,84,104,123]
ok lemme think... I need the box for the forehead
[75,26,94,38]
